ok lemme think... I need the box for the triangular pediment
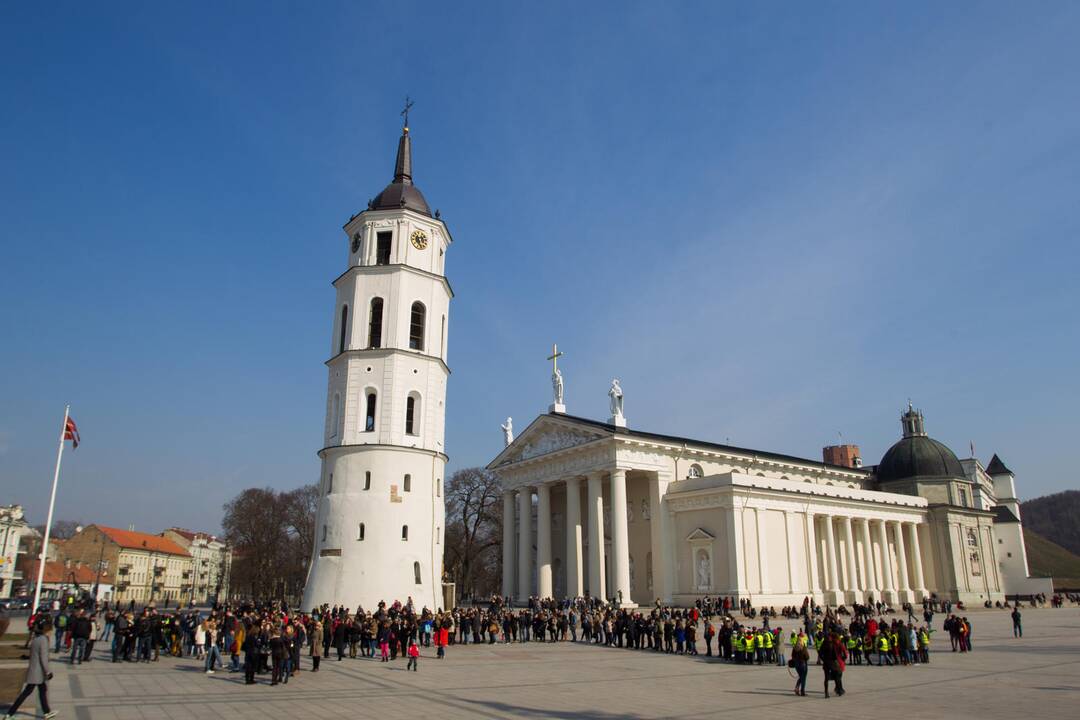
[686,527,716,542]
[487,414,611,468]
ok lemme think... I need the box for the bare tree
[443,467,503,598]
[32,519,83,540]
[221,485,318,602]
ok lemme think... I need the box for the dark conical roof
[370,128,432,216]
[986,454,1012,476]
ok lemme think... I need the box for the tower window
[437,478,441,497]
[409,302,426,351]
[368,298,384,349]
[401,525,408,541]
[364,471,371,490]
[404,474,412,492]
[376,231,392,265]
[321,525,327,542]
[414,561,421,584]
[338,304,349,354]
[405,393,419,435]
[357,523,365,541]
[365,392,377,432]
[440,315,446,358]
[327,473,333,495]
[436,527,439,544]
[331,393,341,438]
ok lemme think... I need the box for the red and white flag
[64,416,80,449]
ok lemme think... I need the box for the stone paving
[10,607,1080,720]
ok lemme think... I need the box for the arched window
[364,471,371,490]
[437,478,441,497]
[357,523,365,541]
[440,315,446,358]
[413,561,421,584]
[338,305,349,354]
[327,473,333,495]
[405,393,420,435]
[331,393,341,438]
[436,527,439,544]
[368,298,384,349]
[365,392,377,432]
[688,464,703,479]
[401,525,409,541]
[321,524,327,542]
[404,474,412,492]
[409,302,426,351]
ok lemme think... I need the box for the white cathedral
[303,115,449,612]
[301,115,1050,613]
[488,397,1053,608]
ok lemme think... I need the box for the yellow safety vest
[878,635,890,651]
[763,632,774,649]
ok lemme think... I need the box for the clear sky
[2,1,1078,534]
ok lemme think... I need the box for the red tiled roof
[95,525,190,556]
[27,560,104,585]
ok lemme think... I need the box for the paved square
[27,607,1080,720]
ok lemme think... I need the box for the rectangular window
[327,473,333,494]
[376,232,392,265]
[364,471,371,491]
[405,396,416,435]
[365,393,377,432]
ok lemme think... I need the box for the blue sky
[2,1,1078,533]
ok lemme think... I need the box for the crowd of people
[5,588,1069,717]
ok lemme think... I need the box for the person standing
[70,609,92,665]
[4,617,56,719]
[791,630,810,697]
[819,631,847,698]
[1011,606,1022,638]
[406,639,419,672]
[311,621,323,672]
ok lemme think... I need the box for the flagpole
[32,404,69,614]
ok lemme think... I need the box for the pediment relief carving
[501,425,606,465]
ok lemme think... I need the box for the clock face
[410,229,428,250]
[351,233,361,254]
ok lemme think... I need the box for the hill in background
[1021,490,1080,557]
[1023,528,1080,590]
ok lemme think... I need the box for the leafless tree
[443,467,503,598]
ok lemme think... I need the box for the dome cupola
[876,404,965,483]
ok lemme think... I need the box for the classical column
[891,521,911,602]
[517,488,532,602]
[784,511,799,594]
[876,520,896,604]
[502,490,516,599]
[727,504,747,595]
[648,472,674,603]
[586,471,606,601]
[609,468,633,606]
[805,512,820,596]
[907,522,927,599]
[565,477,583,599]
[822,515,841,605]
[842,516,859,602]
[859,519,876,601]
[537,483,553,599]
[754,507,770,593]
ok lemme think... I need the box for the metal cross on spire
[547,343,564,374]
[401,95,415,131]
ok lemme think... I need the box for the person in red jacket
[407,640,420,671]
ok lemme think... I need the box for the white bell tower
[302,111,451,612]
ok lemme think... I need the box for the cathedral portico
[489,406,1025,608]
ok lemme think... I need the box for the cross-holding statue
[548,343,566,412]
[501,417,514,447]
[608,378,625,426]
